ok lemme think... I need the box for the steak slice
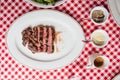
[42,26,48,52]
[39,26,44,52]
[47,26,55,53]
[22,27,32,46]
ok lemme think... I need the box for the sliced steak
[22,25,55,54]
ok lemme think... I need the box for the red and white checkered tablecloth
[0,0,120,80]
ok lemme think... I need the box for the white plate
[113,74,120,80]
[108,0,120,26]
[25,0,66,8]
[6,10,85,70]
[15,11,77,61]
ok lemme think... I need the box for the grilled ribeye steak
[22,25,55,53]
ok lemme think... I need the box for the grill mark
[42,27,47,52]
[22,27,33,46]
[33,26,40,52]
[51,27,55,53]
[47,27,51,53]
[50,27,55,40]
[39,27,44,52]
[52,27,55,41]
[46,27,49,52]
[27,35,39,47]
[28,41,37,53]
[33,27,38,42]
[52,45,54,53]
[37,26,40,43]
[37,26,40,52]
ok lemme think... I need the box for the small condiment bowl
[93,56,110,68]
[91,29,110,48]
[90,6,109,25]
[86,53,110,69]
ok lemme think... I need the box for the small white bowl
[113,74,120,80]
[25,0,66,8]
[90,6,109,25]
[91,29,110,48]
[93,56,110,68]
[87,54,110,69]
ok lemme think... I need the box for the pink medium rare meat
[47,27,55,53]
[22,25,55,53]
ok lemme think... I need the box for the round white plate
[15,10,77,61]
[108,0,120,26]
[113,74,120,80]
[6,10,85,70]
[25,0,66,8]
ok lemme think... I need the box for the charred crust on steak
[22,25,55,53]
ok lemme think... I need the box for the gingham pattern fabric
[0,0,120,80]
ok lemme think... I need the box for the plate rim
[113,74,120,80]
[108,0,120,26]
